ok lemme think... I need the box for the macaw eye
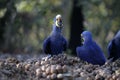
[56,18,62,21]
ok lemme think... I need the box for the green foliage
[0,0,120,55]
[0,0,66,52]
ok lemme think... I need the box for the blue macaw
[76,31,106,65]
[108,30,120,61]
[43,14,67,57]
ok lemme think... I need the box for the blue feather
[108,30,120,61]
[43,18,67,55]
[76,31,106,65]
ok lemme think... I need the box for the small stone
[51,65,57,73]
[42,72,47,78]
[57,73,63,79]
[47,75,51,79]
[51,73,57,79]
[25,64,31,70]
[62,65,67,73]
[41,66,46,71]
[112,75,117,80]
[35,61,40,67]
[95,74,101,79]
[56,65,62,73]
[41,61,45,65]
[36,68,42,77]
[80,72,86,77]
[45,66,51,75]
[16,63,22,68]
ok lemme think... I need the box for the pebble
[0,54,120,80]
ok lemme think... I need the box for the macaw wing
[90,42,106,65]
[43,37,51,54]
[76,47,93,62]
[107,40,115,59]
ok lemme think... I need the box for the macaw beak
[56,17,63,27]
[57,18,62,23]
[81,34,84,45]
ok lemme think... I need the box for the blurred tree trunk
[0,0,16,52]
[0,0,10,49]
[0,18,5,46]
[69,0,84,55]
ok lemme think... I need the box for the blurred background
[0,0,120,57]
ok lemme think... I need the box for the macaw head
[81,31,93,45]
[52,14,63,34]
[55,14,63,28]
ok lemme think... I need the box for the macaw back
[77,41,106,65]
[108,38,120,61]
[90,42,106,65]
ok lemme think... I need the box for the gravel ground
[0,53,120,80]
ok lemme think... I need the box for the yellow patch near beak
[55,14,63,27]
[56,21,60,27]
[81,34,84,44]
[55,19,63,27]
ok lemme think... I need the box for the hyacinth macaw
[108,30,120,61]
[43,14,67,57]
[76,31,106,65]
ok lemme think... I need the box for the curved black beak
[81,34,84,45]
